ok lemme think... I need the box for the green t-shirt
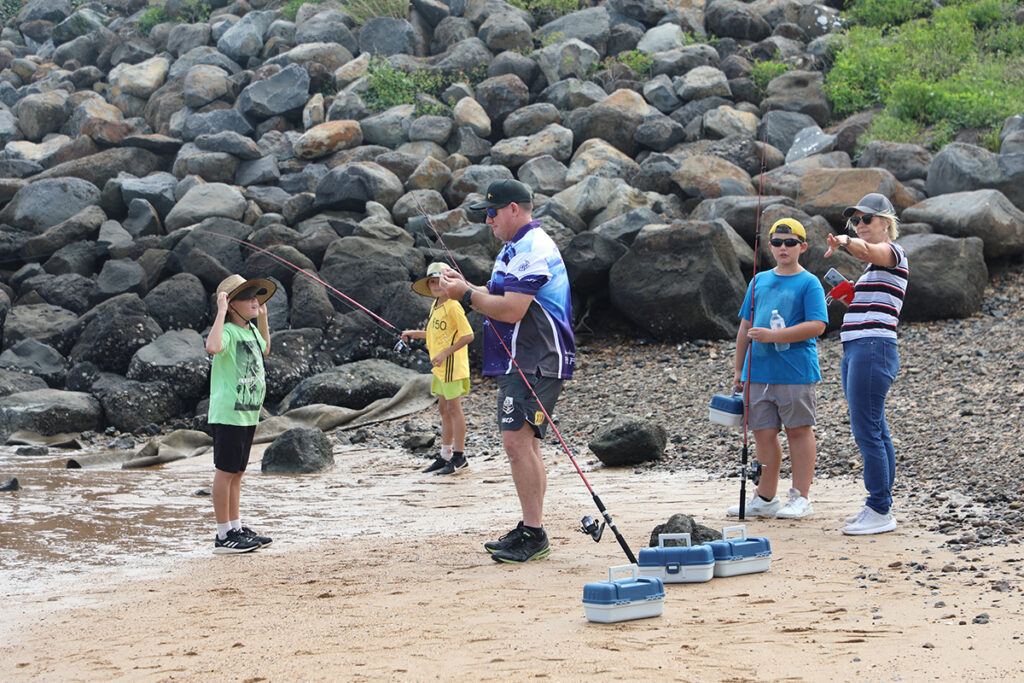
[208,321,268,426]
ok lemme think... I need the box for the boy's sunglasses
[769,237,802,247]
[485,204,509,218]
[849,214,874,226]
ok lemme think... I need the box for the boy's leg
[785,425,816,498]
[229,471,243,524]
[449,395,466,452]
[212,469,233,525]
[438,395,453,448]
[752,428,782,499]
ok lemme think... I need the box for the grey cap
[843,192,895,217]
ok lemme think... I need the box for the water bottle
[769,309,789,352]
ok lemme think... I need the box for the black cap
[843,192,895,217]
[468,179,532,210]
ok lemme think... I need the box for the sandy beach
[2,440,1023,682]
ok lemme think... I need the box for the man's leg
[503,424,545,528]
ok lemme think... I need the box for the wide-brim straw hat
[412,262,450,297]
[216,274,277,305]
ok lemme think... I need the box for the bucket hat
[412,262,450,297]
[216,274,276,305]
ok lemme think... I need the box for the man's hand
[439,270,469,298]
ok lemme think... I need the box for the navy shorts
[496,372,564,439]
[212,423,257,473]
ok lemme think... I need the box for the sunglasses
[769,237,802,247]
[849,214,874,226]
[485,204,510,218]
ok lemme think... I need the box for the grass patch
[826,1,1024,149]
[507,0,578,24]
[748,61,792,95]
[337,0,409,25]
[279,0,323,21]
[362,57,488,116]
[136,0,211,35]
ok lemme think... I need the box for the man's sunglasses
[485,204,509,218]
[849,214,874,226]
[769,237,802,247]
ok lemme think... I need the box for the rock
[899,234,987,321]
[785,125,835,164]
[22,205,105,262]
[237,63,310,120]
[518,154,569,196]
[263,328,326,402]
[478,10,532,53]
[14,90,72,142]
[0,177,100,234]
[360,104,415,149]
[143,272,209,331]
[3,303,78,354]
[761,70,830,127]
[278,358,421,412]
[0,369,49,397]
[0,388,103,441]
[589,415,666,466]
[96,379,181,433]
[293,120,363,159]
[183,64,232,108]
[164,182,247,231]
[706,0,771,41]
[126,329,209,401]
[181,108,253,141]
[315,162,404,213]
[91,258,147,307]
[927,142,1024,212]
[648,514,722,547]
[120,172,177,218]
[262,427,334,474]
[34,147,161,191]
[216,9,274,63]
[69,297,163,374]
[794,167,914,226]
[108,55,170,99]
[536,39,601,86]
[536,6,611,56]
[563,232,628,291]
[675,65,731,102]
[0,478,21,491]
[0,339,66,388]
[609,220,747,339]
[671,155,755,199]
[858,141,932,182]
[359,17,418,56]
[901,190,1024,260]
[491,123,574,169]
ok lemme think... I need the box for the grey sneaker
[727,493,781,518]
[484,522,524,554]
[843,507,897,535]
[491,528,550,564]
[775,488,813,519]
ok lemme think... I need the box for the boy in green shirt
[206,274,275,554]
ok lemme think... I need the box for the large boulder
[314,162,404,212]
[0,369,49,398]
[236,63,311,120]
[0,177,100,233]
[898,234,987,321]
[589,416,666,466]
[760,70,830,127]
[319,236,423,314]
[901,189,1024,260]
[277,359,421,412]
[706,0,771,41]
[0,339,66,388]
[858,141,933,182]
[69,296,163,374]
[143,272,210,331]
[926,142,1024,211]
[262,427,334,474]
[0,388,103,440]
[126,329,210,401]
[33,147,160,191]
[165,183,247,232]
[264,328,326,403]
[96,379,182,433]
[2,303,78,354]
[563,231,628,292]
[609,220,747,339]
[358,17,419,56]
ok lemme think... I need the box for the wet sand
[2,443,1023,681]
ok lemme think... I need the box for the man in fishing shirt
[440,179,575,564]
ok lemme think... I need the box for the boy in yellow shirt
[402,263,475,475]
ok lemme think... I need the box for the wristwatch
[461,289,474,309]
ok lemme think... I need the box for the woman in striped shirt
[824,193,909,536]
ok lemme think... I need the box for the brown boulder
[797,168,915,225]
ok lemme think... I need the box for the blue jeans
[841,338,899,515]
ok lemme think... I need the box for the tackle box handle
[657,533,692,547]
[720,525,748,540]
[608,564,639,581]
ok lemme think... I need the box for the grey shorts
[746,382,817,431]
[496,373,564,439]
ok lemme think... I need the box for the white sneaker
[844,506,870,525]
[775,488,813,519]
[727,494,781,518]
[842,507,897,535]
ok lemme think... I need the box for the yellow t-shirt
[426,299,471,382]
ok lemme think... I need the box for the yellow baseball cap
[768,218,806,241]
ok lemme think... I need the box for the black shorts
[212,423,257,473]
[496,373,564,439]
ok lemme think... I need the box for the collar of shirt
[507,219,540,245]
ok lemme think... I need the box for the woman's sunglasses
[769,237,802,247]
[849,214,874,226]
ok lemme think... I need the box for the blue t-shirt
[483,220,575,379]
[738,268,828,385]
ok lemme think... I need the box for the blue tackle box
[703,525,772,577]
[637,533,715,583]
[583,565,665,623]
[709,393,744,427]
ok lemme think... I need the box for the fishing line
[195,228,410,352]
[411,192,637,564]
[738,110,771,520]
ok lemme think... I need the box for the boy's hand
[401,331,411,343]
[430,350,449,367]
[258,302,268,317]
[746,326,774,343]
[216,291,229,313]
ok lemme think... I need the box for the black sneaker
[241,526,272,548]
[484,521,524,554]
[213,528,259,554]
[422,457,446,474]
[436,453,468,476]
[492,528,550,564]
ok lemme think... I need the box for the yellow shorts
[431,376,470,400]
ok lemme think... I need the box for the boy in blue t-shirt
[729,218,828,520]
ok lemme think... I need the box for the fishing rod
[194,228,410,352]
[738,111,771,520]
[411,193,637,564]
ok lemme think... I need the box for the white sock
[216,523,231,539]
[229,519,242,531]
[441,444,453,461]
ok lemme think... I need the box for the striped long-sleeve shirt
[840,242,909,342]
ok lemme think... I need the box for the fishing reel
[579,515,605,542]
[746,460,762,485]
[393,339,410,353]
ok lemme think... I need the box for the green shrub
[748,60,792,95]
[137,5,170,35]
[136,0,210,35]
[845,0,931,27]
[338,0,409,25]
[280,0,323,21]
[362,58,488,115]
[507,0,578,24]
[859,112,924,147]
[0,0,22,25]
[611,50,653,77]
